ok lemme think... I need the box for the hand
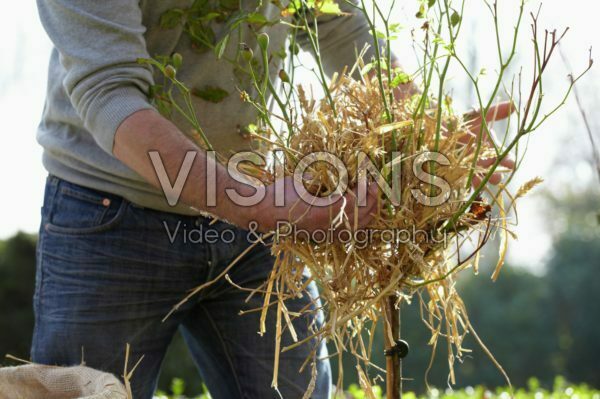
[461,101,516,188]
[250,176,380,233]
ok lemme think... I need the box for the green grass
[154,376,600,399]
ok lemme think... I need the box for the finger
[466,101,516,129]
[477,156,515,170]
[472,172,502,187]
[309,193,344,208]
[286,193,338,229]
[500,156,515,169]
[464,124,496,148]
[306,183,377,230]
[477,158,496,168]
[488,172,502,185]
[457,130,477,145]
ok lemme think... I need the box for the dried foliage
[246,69,511,395]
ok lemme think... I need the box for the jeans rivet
[102,198,111,207]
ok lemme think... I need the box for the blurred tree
[0,233,36,360]
[453,265,558,387]
[544,188,600,385]
[546,234,600,385]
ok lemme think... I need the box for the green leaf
[187,21,215,50]
[192,86,230,103]
[428,0,436,7]
[218,12,260,46]
[432,35,445,46]
[389,23,404,33]
[450,10,461,27]
[316,0,342,15]
[190,0,210,13]
[200,12,221,22]
[360,62,374,76]
[374,29,386,40]
[246,123,258,134]
[284,0,302,16]
[390,72,411,88]
[214,34,230,59]
[415,4,426,18]
[246,12,270,27]
[286,0,342,16]
[160,9,184,29]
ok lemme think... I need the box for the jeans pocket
[44,180,128,235]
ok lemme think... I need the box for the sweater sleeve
[37,0,155,154]
[296,1,392,78]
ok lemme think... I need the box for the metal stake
[384,295,409,399]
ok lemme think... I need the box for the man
[32,1,384,398]
[33,1,511,398]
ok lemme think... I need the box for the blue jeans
[31,176,331,399]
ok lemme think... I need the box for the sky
[0,1,597,271]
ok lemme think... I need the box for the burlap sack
[0,364,128,399]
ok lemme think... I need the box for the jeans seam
[202,237,217,297]
[36,178,59,309]
[33,227,46,341]
[199,304,244,398]
[46,176,60,224]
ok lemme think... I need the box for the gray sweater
[36,0,376,215]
